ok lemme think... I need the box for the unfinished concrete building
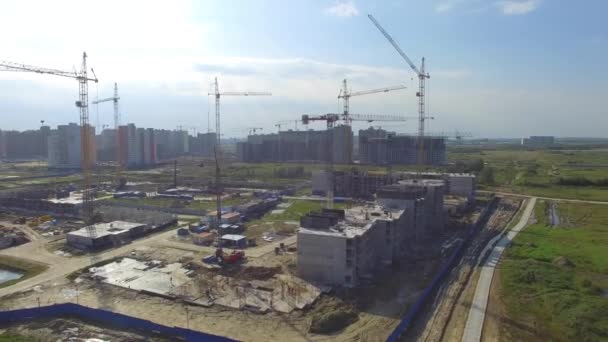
[312,170,475,203]
[358,127,446,166]
[312,169,400,200]
[377,179,445,245]
[298,179,448,287]
[67,221,147,250]
[297,206,410,287]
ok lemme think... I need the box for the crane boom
[337,79,407,125]
[92,96,120,104]
[0,60,97,82]
[368,14,432,165]
[368,14,421,76]
[220,91,272,96]
[1,53,99,224]
[345,84,407,97]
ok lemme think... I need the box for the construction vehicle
[215,248,245,265]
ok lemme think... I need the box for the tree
[479,166,495,185]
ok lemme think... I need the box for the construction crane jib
[368,14,432,164]
[0,52,98,224]
[301,112,411,209]
[337,79,406,125]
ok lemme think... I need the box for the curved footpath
[461,197,537,342]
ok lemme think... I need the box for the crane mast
[368,14,431,165]
[302,113,411,208]
[1,52,98,224]
[209,77,271,226]
[92,82,123,188]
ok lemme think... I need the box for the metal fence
[0,303,235,342]
[387,196,498,342]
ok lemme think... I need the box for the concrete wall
[297,231,351,285]
[447,174,475,201]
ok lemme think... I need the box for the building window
[345,276,352,283]
[346,259,353,268]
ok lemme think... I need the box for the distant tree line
[557,177,608,187]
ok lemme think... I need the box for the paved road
[479,190,608,205]
[461,197,537,342]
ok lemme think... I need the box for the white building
[67,221,146,250]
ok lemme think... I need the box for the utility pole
[173,159,178,188]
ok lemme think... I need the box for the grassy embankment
[499,200,608,341]
[0,255,48,289]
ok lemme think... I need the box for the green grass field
[449,148,608,201]
[499,201,608,341]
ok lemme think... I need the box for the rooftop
[68,221,145,238]
[299,205,403,239]
[220,234,247,241]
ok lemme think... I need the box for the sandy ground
[0,252,440,342]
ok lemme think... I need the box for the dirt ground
[409,197,521,342]
[0,317,173,341]
[0,248,442,342]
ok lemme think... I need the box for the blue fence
[387,197,498,342]
[0,303,236,342]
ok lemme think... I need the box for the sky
[0,0,607,138]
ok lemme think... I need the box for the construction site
[0,11,526,342]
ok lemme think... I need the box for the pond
[0,268,24,284]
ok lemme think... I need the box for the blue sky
[0,0,606,138]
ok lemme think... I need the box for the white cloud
[324,1,360,17]
[435,0,465,13]
[435,0,489,14]
[495,0,541,15]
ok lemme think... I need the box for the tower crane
[368,14,433,165]
[0,52,99,224]
[338,79,406,125]
[92,82,124,188]
[208,77,271,226]
[248,127,263,135]
[302,113,411,208]
[276,119,300,131]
